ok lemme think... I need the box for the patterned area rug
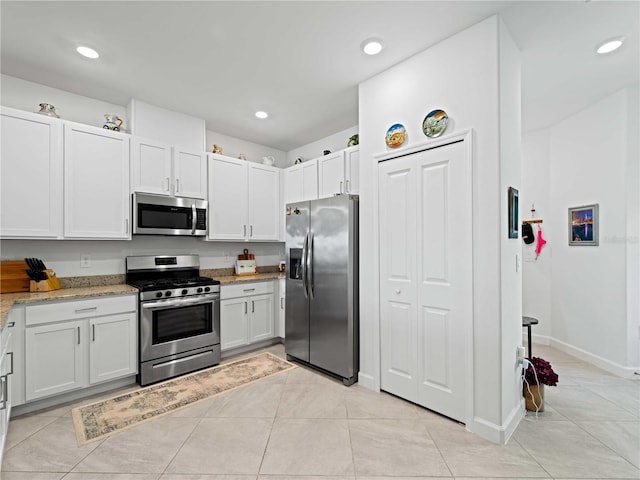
[72,352,296,445]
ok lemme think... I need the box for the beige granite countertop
[0,284,138,329]
[0,270,285,328]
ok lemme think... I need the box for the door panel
[308,195,356,378]
[285,201,310,361]
[416,141,470,422]
[379,157,418,400]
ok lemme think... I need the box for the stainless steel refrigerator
[285,195,359,385]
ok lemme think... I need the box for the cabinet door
[89,313,137,385]
[0,107,63,238]
[25,321,84,401]
[345,147,359,195]
[208,155,247,240]
[249,294,275,343]
[173,147,207,199]
[248,164,280,240]
[64,123,131,239]
[284,166,303,204]
[220,297,249,350]
[318,152,345,198]
[301,160,319,201]
[278,278,286,338]
[131,137,172,195]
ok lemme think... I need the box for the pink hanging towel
[535,225,547,257]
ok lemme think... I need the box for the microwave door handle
[191,204,197,234]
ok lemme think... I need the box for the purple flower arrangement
[525,356,559,387]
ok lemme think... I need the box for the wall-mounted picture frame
[568,204,599,246]
[508,187,519,239]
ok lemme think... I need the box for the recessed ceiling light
[596,38,624,54]
[255,111,268,119]
[76,46,99,59]
[361,38,383,56]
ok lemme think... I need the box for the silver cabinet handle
[244,301,248,314]
[346,179,350,193]
[6,352,13,375]
[243,288,255,292]
[0,375,7,411]
[77,326,81,345]
[250,225,253,237]
[176,178,180,193]
[339,181,343,194]
[7,322,15,328]
[281,297,284,309]
[166,177,171,192]
[92,324,95,342]
[75,307,97,313]
[252,300,255,313]
[395,289,401,294]
[243,225,247,237]
[125,218,129,234]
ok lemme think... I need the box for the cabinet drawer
[221,281,274,300]
[26,295,137,326]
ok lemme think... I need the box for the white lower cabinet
[0,317,14,466]
[24,295,137,402]
[220,282,275,351]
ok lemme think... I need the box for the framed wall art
[508,187,519,239]
[568,204,599,246]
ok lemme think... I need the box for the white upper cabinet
[173,147,207,199]
[131,137,172,195]
[131,138,206,199]
[283,159,318,205]
[0,107,63,238]
[317,146,359,198]
[208,154,280,241]
[64,122,131,239]
[248,163,280,240]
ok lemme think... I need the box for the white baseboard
[533,335,640,378]
[357,371,378,391]
[468,403,523,445]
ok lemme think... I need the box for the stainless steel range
[126,254,221,386]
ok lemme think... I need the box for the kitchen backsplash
[1,237,285,278]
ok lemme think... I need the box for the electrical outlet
[517,345,526,365]
[80,254,91,268]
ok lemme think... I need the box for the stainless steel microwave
[133,193,207,236]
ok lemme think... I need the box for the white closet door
[415,140,470,422]
[378,156,418,402]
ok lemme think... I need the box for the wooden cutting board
[0,260,31,293]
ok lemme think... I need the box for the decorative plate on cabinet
[422,109,449,138]
[385,123,407,148]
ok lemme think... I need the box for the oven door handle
[141,295,219,310]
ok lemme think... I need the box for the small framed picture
[568,204,599,246]
[508,187,519,239]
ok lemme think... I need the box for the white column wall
[359,16,522,443]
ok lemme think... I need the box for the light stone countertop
[0,271,285,328]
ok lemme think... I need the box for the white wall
[358,16,521,444]
[0,238,284,277]
[206,130,286,168]
[521,129,552,341]
[286,125,358,167]
[1,74,126,130]
[547,88,638,373]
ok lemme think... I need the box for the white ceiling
[1,1,638,151]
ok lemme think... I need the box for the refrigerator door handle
[301,232,309,298]
[308,232,314,299]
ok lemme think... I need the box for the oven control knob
[197,287,203,293]
[182,289,188,295]
[155,292,163,298]
[165,291,172,297]
[204,287,210,292]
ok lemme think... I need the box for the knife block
[30,270,61,292]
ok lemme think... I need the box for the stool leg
[527,326,532,358]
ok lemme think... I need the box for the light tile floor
[2,344,639,479]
